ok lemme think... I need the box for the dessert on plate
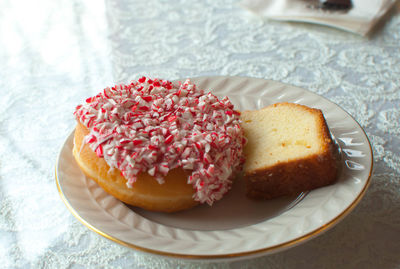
[73,77,246,212]
[241,102,339,199]
[73,77,339,213]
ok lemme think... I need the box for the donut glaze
[73,77,245,212]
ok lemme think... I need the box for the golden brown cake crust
[242,102,339,199]
[245,149,338,199]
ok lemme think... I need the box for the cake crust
[244,149,338,199]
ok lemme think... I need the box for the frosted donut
[73,77,245,212]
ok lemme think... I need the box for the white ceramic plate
[56,76,373,261]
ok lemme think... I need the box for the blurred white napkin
[241,0,398,35]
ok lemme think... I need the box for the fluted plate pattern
[56,76,372,261]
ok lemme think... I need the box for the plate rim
[55,75,373,260]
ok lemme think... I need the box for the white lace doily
[0,0,399,268]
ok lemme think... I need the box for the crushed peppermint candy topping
[74,77,246,205]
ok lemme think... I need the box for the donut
[73,77,245,212]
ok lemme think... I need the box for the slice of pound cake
[241,102,339,199]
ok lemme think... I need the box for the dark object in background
[319,0,352,10]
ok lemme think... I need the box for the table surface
[1,0,399,268]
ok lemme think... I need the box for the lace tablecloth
[1,0,399,268]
